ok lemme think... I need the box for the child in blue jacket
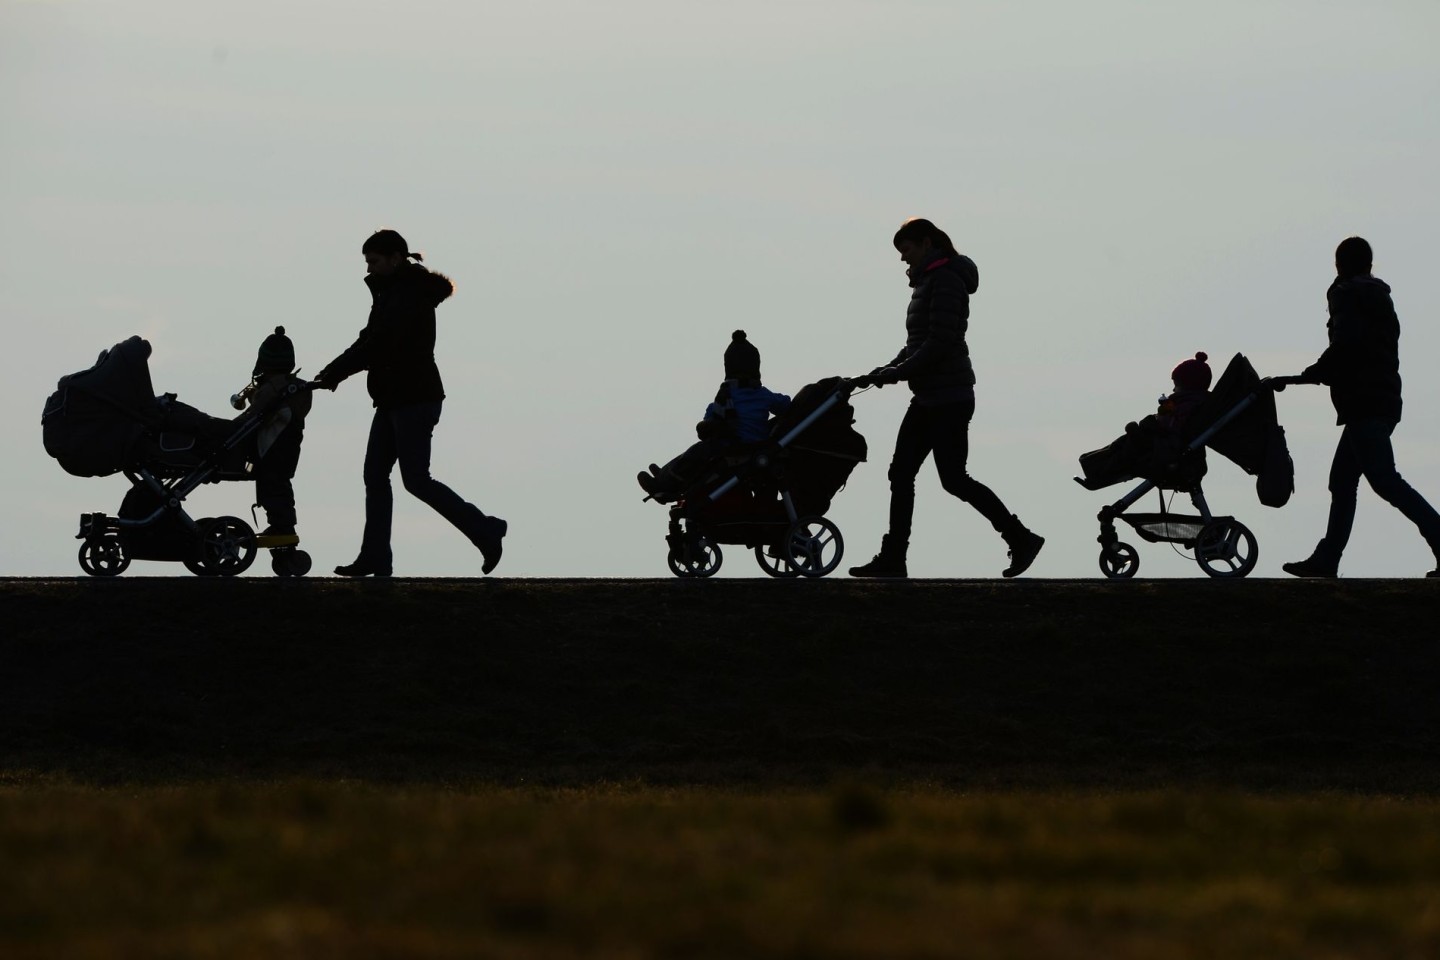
[638,330,791,501]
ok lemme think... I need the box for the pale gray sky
[4,0,1439,578]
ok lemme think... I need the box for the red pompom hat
[1171,352,1212,391]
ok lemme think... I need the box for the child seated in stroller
[1078,351,1213,489]
[637,330,791,502]
[232,326,312,547]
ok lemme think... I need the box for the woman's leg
[928,397,1014,531]
[357,406,400,568]
[929,396,1044,576]
[886,402,933,543]
[391,402,495,548]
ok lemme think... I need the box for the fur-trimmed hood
[366,262,455,307]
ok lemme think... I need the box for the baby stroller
[41,335,315,577]
[1074,354,1293,579]
[657,377,867,578]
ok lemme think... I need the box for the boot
[1282,543,1338,579]
[849,535,908,578]
[1001,517,1044,578]
[478,515,508,575]
[334,558,392,578]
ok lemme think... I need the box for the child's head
[253,326,296,376]
[1170,351,1211,393]
[724,330,761,382]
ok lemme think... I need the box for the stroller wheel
[1098,542,1139,580]
[192,516,258,577]
[1195,519,1258,579]
[667,538,722,578]
[754,545,800,579]
[784,516,844,578]
[78,536,130,577]
[271,548,312,578]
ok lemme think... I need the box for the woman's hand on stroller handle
[1263,375,1305,392]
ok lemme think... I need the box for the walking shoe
[1001,520,1044,578]
[334,559,391,578]
[479,515,507,575]
[255,525,299,549]
[848,535,908,578]
[637,471,659,495]
[1281,557,1338,579]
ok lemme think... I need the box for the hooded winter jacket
[887,253,980,405]
[1301,274,1403,425]
[318,262,455,407]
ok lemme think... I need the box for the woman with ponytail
[315,228,507,576]
[849,217,1044,578]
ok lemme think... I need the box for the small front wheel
[784,516,844,578]
[1099,542,1139,579]
[271,548,312,578]
[78,537,130,577]
[1195,519,1258,579]
[667,538,722,578]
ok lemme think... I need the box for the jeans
[886,396,1015,542]
[1317,417,1440,562]
[357,402,489,567]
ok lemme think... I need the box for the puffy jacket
[702,381,792,442]
[1301,275,1402,425]
[888,253,980,404]
[318,262,454,407]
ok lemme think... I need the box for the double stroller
[41,336,314,577]
[1075,354,1293,579]
[658,377,867,578]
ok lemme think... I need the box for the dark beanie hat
[1171,351,1212,392]
[253,326,296,376]
[724,329,761,380]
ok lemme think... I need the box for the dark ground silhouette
[3,578,1439,790]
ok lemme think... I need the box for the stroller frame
[665,383,857,579]
[76,380,313,578]
[1086,388,1262,580]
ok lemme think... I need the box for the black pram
[655,377,867,577]
[1074,354,1294,579]
[41,336,314,577]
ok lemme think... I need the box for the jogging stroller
[656,376,867,578]
[41,335,315,577]
[1074,353,1293,579]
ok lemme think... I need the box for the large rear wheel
[784,516,844,578]
[1195,519,1258,579]
[193,516,257,577]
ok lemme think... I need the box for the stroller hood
[1185,353,1294,507]
[42,336,165,477]
[767,376,868,516]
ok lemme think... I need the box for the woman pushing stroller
[849,217,1044,578]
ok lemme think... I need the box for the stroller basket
[1119,512,1207,546]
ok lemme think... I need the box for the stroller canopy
[766,376,867,516]
[42,336,164,477]
[1185,353,1294,506]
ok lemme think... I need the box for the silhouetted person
[849,217,1044,578]
[1276,236,1440,578]
[314,229,507,577]
[637,330,791,501]
[234,325,311,549]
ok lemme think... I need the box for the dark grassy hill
[3,578,1438,789]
